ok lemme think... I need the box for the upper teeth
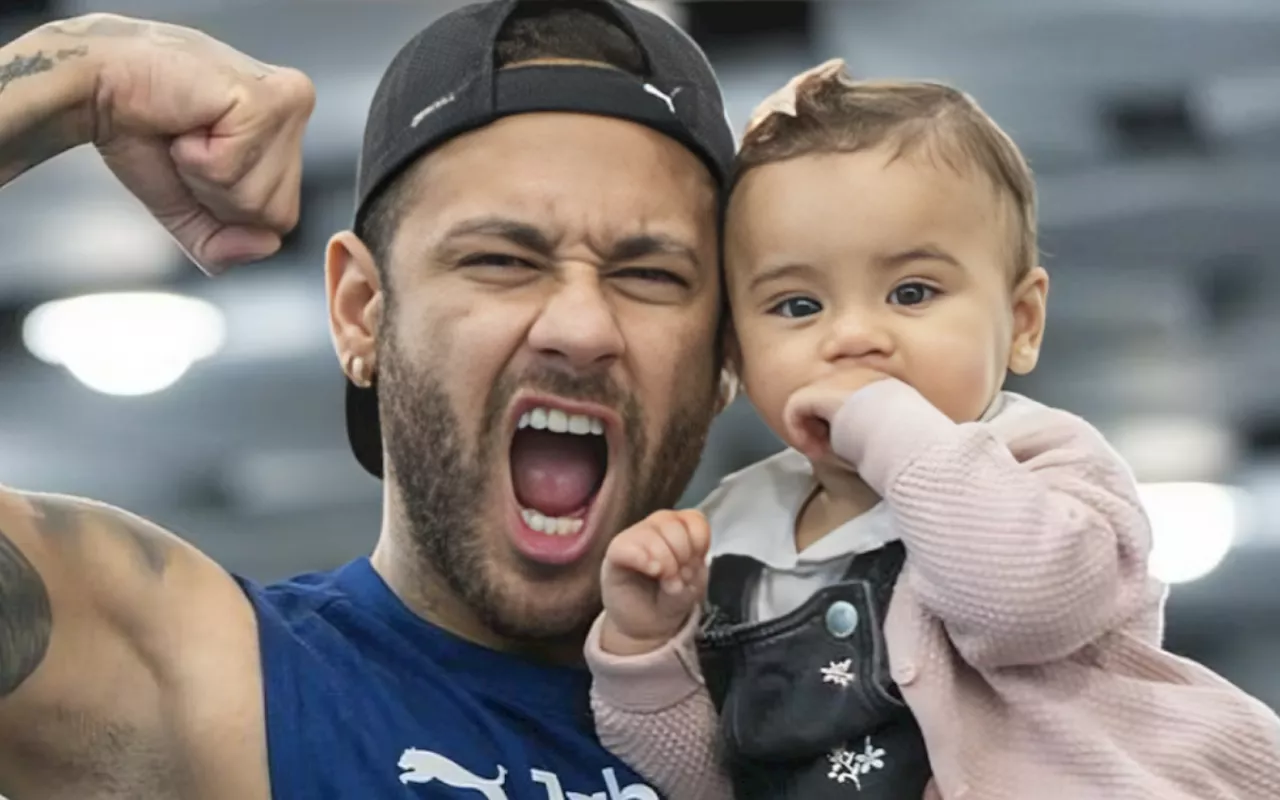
[518,406,605,436]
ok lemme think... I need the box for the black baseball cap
[345,0,737,479]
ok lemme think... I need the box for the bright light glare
[23,292,225,397]
[1139,482,1238,585]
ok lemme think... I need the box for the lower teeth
[520,508,584,536]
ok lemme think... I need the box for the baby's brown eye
[888,283,936,306]
[769,297,822,318]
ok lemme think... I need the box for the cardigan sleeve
[829,379,1160,668]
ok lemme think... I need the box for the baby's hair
[737,65,1038,280]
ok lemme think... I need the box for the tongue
[511,430,601,519]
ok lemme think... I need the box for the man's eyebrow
[608,234,701,267]
[438,219,704,270]
[439,216,557,257]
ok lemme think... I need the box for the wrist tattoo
[0,45,88,97]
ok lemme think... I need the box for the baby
[584,60,1280,800]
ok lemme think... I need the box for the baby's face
[724,145,1047,453]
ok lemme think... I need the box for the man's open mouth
[506,398,614,564]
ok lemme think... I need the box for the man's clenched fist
[49,14,315,274]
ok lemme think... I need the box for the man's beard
[378,337,718,643]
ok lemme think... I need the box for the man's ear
[326,230,385,382]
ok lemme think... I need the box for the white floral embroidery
[821,659,856,687]
[827,737,887,790]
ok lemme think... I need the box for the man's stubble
[377,325,719,643]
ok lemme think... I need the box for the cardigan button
[893,663,918,685]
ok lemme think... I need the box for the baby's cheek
[742,369,790,429]
[913,349,1002,423]
[739,355,804,440]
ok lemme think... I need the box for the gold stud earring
[349,355,374,388]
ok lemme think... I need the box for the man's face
[376,113,722,641]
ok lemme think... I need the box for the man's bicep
[0,487,264,796]
[0,487,184,704]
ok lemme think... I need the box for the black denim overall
[696,541,932,799]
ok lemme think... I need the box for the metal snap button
[825,600,859,638]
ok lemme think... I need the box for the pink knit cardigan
[586,379,1280,799]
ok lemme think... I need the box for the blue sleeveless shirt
[234,558,662,800]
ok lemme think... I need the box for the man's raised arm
[0,13,314,273]
[0,14,313,793]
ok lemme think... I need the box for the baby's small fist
[600,509,711,655]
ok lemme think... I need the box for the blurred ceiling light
[1194,67,1280,140]
[23,292,225,397]
[1139,482,1240,585]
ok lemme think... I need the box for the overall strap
[704,553,767,626]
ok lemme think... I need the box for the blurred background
[1,0,1278,711]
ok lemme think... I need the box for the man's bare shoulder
[0,486,251,669]
[0,486,269,799]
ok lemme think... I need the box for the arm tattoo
[0,527,52,698]
[0,46,89,186]
[0,46,87,97]
[45,15,274,80]
[0,495,172,697]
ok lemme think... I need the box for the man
[0,1,735,798]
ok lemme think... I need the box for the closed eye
[458,253,538,269]
[613,267,689,287]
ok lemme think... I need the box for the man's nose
[526,271,625,372]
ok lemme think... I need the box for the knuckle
[200,151,252,189]
[626,527,660,549]
[268,198,301,232]
[660,524,688,546]
[268,69,317,116]
[224,187,267,220]
[282,67,316,98]
[650,527,680,545]
[207,165,243,191]
[648,509,679,526]
[675,513,702,535]
[616,526,645,544]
